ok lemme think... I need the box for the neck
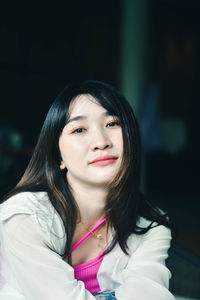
[69,180,107,227]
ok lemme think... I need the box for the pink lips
[89,155,118,166]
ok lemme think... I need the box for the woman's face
[59,94,123,188]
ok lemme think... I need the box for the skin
[59,95,123,187]
[59,94,123,264]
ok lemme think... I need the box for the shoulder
[137,216,171,239]
[0,191,61,237]
[0,191,52,221]
[127,217,172,255]
[0,191,66,253]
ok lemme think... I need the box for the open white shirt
[0,191,175,300]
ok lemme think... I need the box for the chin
[88,173,118,186]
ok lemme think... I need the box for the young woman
[0,80,175,300]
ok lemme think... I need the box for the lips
[89,155,118,165]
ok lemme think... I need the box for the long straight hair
[3,80,170,262]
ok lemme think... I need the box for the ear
[60,160,66,170]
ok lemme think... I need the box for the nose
[91,129,112,151]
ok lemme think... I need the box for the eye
[72,128,86,134]
[106,120,120,128]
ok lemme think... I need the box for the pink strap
[71,217,107,253]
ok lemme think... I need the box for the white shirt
[0,191,175,300]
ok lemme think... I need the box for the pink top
[71,217,107,294]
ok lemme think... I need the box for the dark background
[0,0,200,257]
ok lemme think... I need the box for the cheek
[59,138,87,161]
[114,131,123,152]
[70,139,88,151]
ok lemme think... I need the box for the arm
[115,224,175,300]
[1,214,96,300]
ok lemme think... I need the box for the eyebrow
[67,111,112,124]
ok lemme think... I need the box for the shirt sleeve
[1,214,96,300]
[115,224,175,300]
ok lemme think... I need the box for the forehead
[68,94,107,117]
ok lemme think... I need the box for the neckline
[71,216,108,253]
[73,248,106,270]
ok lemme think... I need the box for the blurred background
[0,0,200,298]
